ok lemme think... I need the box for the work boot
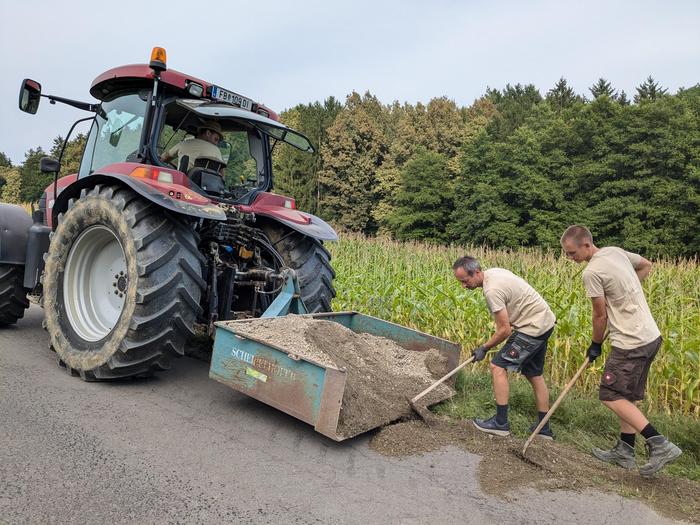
[591,440,636,469]
[639,436,682,477]
[473,415,510,437]
[528,422,555,440]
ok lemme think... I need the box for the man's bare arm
[484,309,512,349]
[635,257,652,282]
[591,296,607,343]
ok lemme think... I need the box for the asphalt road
[0,305,679,525]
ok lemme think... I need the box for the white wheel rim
[63,225,127,342]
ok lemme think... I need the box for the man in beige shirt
[561,225,681,477]
[161,120,224,172]
[453,256,556,438]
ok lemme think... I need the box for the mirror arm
[43,94,100,113]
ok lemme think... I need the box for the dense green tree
[375,97,466,231]
[486,84,543,139]
[386,149,454,243]
[273,97,342,213]
[318,92,389,233]
[19,147,50,202]
[0,167,22,204]
[50,134,87,175]
[590,78,616,99]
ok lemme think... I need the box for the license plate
[210,86,253,111]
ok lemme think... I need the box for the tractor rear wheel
[43,184,205,380]
[0,264,30,326]
[262,224,336,313]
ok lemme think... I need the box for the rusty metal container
[210,312,461,441]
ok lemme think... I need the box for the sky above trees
[1,0,698,163]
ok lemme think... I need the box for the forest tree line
[2,76,698,257]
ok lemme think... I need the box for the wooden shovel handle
[411,355,476,404]
[522,357,590,455]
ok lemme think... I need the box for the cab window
[80,91,147,178]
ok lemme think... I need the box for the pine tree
[589,78,616,99]
[634,76,668,103]
[546,77,581,112]
[0,152,11,168]
[617,90,630,106]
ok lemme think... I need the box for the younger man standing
[560,225,682,476]
[453,256,556,439]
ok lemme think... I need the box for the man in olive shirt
[453,256,556,438]
[561,225,681,476]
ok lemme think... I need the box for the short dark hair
[453,256,481,276]
[561,225,593,246]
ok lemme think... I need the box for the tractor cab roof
[90,64,279,122]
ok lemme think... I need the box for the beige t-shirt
[582,247,660,349]
[168,138,222,171]
[482,268,556,337]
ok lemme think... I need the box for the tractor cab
[20,47,315,204]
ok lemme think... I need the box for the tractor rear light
[284,199,294,209]
[130,167,150,178]
[129,166,169,183]
[187,82,204,97]
[149,47,167,72]
[157,171,173,184]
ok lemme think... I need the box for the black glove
[587,341,602,362]
[472,345,488,362]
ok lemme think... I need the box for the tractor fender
[239,193,337,242]
[255,211,338,242]
[0,204,33,265]
[52,173,226,225]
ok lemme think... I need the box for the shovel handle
[411,355,476,404]
[522,357,590,455]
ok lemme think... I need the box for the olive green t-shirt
[482,268,556,337]
[168,138,222,171]
[582,247,660,349]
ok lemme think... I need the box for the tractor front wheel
[43,184,205,380]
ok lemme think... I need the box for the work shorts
[599,336,662,402]
[491,327,553,378]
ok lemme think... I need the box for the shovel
[521,357,590,456]
[409,355,476,422]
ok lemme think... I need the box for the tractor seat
[189,167,225,196]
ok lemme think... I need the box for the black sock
[538,411,549,428]
[620,432,636,447]
[641,423,660,440]
[496,404,508,425]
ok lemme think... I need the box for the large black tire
[43,184,205,380]
[261,223,336,313]
[0,264,30,326]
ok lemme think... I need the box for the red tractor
[1,48,336,380]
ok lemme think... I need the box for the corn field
[328,234,700,416]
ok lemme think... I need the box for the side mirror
[19,79,42,114]
[109,128,122,147]
[40,156,61,174]
[219,140,232,164]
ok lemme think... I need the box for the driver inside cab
[161,120,224,172]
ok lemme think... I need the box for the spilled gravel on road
[370,417,699,523]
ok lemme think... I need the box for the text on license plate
[211,86,253,111]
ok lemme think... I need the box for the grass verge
[436,370,700,482]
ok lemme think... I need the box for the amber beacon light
[149,47,167,72]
